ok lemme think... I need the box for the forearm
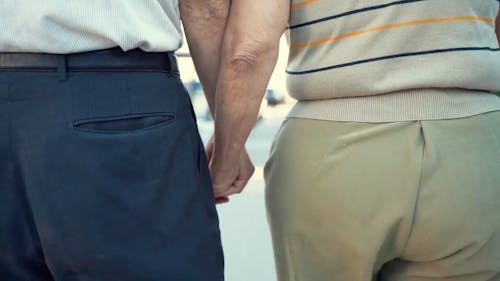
[212,44,280,170]
[179,0,229,115]
[211,0,289,171]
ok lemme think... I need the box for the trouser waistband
[0,47,179,75]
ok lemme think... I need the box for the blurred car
[184,80,203,98]
[184,80,284,123]
[264,89,285,106]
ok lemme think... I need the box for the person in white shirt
[0,1,231,280]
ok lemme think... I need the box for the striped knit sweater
[286,0,500,122]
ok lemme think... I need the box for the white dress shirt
[0,0,182,53]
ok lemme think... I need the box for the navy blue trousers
[0,56,224,280]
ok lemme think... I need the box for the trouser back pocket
[73,113,175,134]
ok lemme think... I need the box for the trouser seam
[399,120,425,257]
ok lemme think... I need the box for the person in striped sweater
[187,0,500,280]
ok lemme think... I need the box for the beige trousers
[264,111,500,281]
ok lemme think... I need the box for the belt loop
[57,55,67,81]
[167,53,179,76]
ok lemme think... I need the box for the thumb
[205,143,214,163]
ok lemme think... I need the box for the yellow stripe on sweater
[291,0,319,9]
[291,16,495,49]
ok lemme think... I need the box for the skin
[179,0,228,117]
[209,0,290,198]
[179,0,234,203]
[180,0,290,200]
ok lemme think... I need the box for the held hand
[205,136,229,204]
[205,136,255,201]
[210,150,255,198]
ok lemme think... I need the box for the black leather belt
[0,47,179,74]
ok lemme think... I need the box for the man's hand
[205,135,255,201]
[210,149,255,198]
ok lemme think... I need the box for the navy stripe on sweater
[286,47,500,75]
[289,0,427,30]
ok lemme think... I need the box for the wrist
[211,152,240,174]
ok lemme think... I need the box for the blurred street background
[178,38,291,281]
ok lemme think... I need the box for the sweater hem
[287,89,500,123]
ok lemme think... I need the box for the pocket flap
[73,113,175,133]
